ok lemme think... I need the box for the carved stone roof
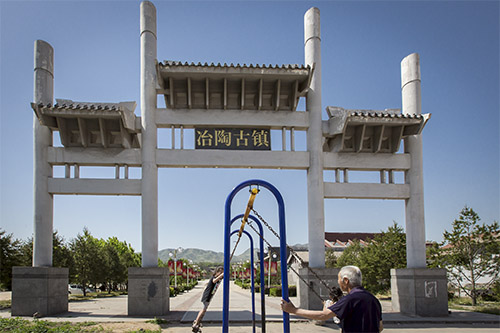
[325,106,431,153]
[31,99,140,149]
[159,60,308,70]
[157,61,312,111]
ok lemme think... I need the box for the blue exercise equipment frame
[230,214,266,332]
[223,179,290,333]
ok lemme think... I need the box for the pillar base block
[391,268,448,317]
[11,266,68,316]
[297,267,339,310]
[128,267,170,316]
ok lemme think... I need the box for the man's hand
[280,299,297,314]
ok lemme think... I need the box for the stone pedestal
[11,266,68,316]
[391,268,448,317]
[297,267,339,310]
[128,267,169,316]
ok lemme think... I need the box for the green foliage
[146,317,169,325]
[337,239,364,268]
[0,300,11,310]
[448,298,500,315]
[325,248,338,268]
[437,206,500,306]
[289,285,297,297]
[269,287,281,297]
[0,318,98,332]
[70,228,104,296]
[100,237,140,292]
[491,280,500,301]
[17,232,74,277]
[0,229,23,290]
[1,227,141,294]
[336,222,407,294]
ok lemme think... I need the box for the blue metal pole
[230,230,255,333]
[231,214,266,333]
[224,179,289,333]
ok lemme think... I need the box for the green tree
[101,237,124,292]
[18,232,73,273]
[336,223,407,294]
[440,206,500,305]
[337,239,364,268]
[325,248,338,268]
[53,232,73,271]
[360,223,407,293]
[0,229,23,290]
[70,228,104,296]
[117,241,140,290]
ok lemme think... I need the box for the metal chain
[229,234,242,262]
[246,219,324,302]
[251,208,335,297]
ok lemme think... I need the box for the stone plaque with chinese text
[195,128,271,150]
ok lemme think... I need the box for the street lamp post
[267,251,277,289]
[169,247,182,288]
[187,259,193,285]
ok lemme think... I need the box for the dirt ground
[85,321,340,332]
[87,321,162,332]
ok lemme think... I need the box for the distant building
[324,232,380,257]
[286,232,381,285]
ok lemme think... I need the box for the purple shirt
[328,286,382,333]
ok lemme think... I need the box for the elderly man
[281,265,383,333]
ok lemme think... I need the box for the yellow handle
[238,187,259,236]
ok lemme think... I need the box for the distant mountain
[158,247,252,264]
[158,244,308,264]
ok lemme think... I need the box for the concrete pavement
[1,280,499,332]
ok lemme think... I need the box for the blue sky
[1,0,498,255]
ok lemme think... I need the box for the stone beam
[324,152,410,171]
[47,147,141,166]
[155,108,309,130]
[156,149,309,169]
[48,178,141,196]
[324,182,410,200]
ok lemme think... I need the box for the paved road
[1,281,499,332]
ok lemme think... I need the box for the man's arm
[379,320,383,332]
[281,299,336,321]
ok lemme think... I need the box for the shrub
[270,287,282,297]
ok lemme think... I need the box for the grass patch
[475,305,500,315]
[375,290,391,301]
[0,292,125,308]
[0,300,11,310]
[69,291,125,302]
[0,317,99,332]
[449,299,500,315]
[145,317,168,325]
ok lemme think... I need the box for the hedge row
[169,281,198,297]
[234,280,296,297]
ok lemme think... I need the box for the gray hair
[339,265,362,287]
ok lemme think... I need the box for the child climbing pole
[192,267,224,333]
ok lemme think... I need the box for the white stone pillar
[140,1,158,267]
[33,40,54,267]
[304,7,325,268]
[401,53,426,268]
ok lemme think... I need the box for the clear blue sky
[1,0,498,255]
